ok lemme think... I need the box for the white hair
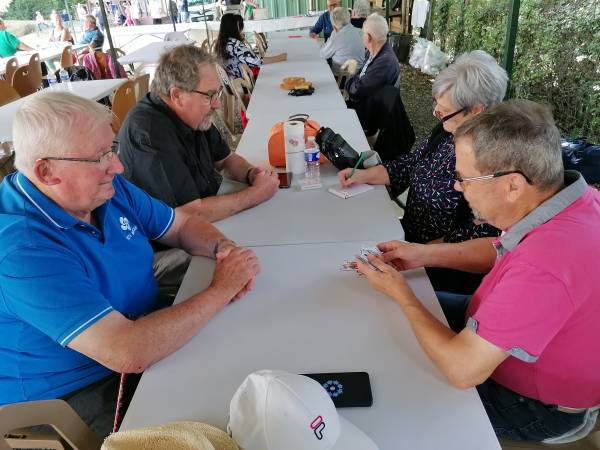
[363,13,388,43]
[13,92,112,173]
[353,0,371,18]
[432,50,508,110]
[331,6,350,29]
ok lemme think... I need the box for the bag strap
[288,113,309,123]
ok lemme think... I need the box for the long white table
[215,108,403,246]
[117,40,194,65]
[264,32,324,62]
[122,243,500,450]
[0,44,87,76]
[0,79,127,142]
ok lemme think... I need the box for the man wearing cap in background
[357,100,600,442]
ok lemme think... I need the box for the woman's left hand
[355,254,416,307]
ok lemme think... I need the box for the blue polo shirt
[0,173,174,403]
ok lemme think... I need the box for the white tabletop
[0,44,87,75]
[117,40,194,65]
[0,79,127,142]
[246,59,345,117]
[121,243,500,450]
[264,33,324,62]
[216,108,403,246]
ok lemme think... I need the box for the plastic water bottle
[59,68,70,87]
[46,74,57,89]
[304,136,320,182]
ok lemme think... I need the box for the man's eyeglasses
[454,170,533,185]
[189,88,223,104]
[37,141,120,166]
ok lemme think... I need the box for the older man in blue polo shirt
[0,92,259,436]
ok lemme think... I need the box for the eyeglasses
[38,141,120,166]
[189,87,223,104]
[454,170,533,185]
[433,98,468,122]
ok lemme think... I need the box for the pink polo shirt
[466,174,600,408]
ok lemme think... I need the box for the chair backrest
[164,31,188,42]
[0,399,102,450]
[240,64,255,90]
[27,53,43,91]
[133,73,150,100]
[4,57,19,85]
[0,79,20,106]
[11,65,40,97]
[111,80,136,133]
[253,31,266,57]
[60,46,74,69]
[258,32,267,49]
[200,38,210,53]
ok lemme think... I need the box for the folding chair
[3,57,19,85]
[132,73,150,101]
[60,46,74,69]
[111,80,136,133]
[0,79,20,106]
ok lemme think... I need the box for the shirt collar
[497,171,587,255]
[147,93,195,137]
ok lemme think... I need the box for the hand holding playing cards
[355,254,416,307]
[377,240,428,271]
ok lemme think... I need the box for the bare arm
[357,256,507,388]
[378,238,497,274]
[337,165,391,188]
[17,42,34,51]
[263,53,287,64]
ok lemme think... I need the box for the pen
[346,152,366,179]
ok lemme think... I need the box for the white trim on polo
[15,174,67,230]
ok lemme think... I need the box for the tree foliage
[432,0,600,141]
[4,0,68,20]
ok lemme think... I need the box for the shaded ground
[399,62,438,145]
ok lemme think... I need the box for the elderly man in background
[118,45,278,288]
[309,0,338,41]
[0,92,259,437]
[0,18,34,57]
[351,0,370,28]
[358,100,600,442]
[319,7,365,74]
[77,14,104,61]
[344,13,400,108]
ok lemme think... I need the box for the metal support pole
[98,0,123,78]
[168,0,177,31]
[502,0,520,94]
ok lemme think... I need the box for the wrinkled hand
[248,169,279,203]
[210,247,260,303]
[377,240,427,271]
[340,58,358,76]
[337,168,370,188]
[355,254,416,307]
[309,32,317,39]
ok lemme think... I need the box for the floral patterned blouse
[383,124,500,244]
[223,37,261,79]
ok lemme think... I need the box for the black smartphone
[278,172,292,188]
[302,371,373,407]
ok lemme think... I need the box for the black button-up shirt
[118,93,231,207]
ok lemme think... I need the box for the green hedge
[433,0,600,142]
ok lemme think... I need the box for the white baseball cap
[228,370,379,450]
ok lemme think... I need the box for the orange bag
[267,114,326,167]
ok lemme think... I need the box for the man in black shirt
[119,45,278,286]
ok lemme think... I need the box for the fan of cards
[340,246,383,275]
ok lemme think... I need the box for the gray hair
[331,7,350,29]
[13,92,112,173]
[363,13,388,43]
[353,0,371,18]
[432,50,508,110]
[151,45,217,97]
[454,99,564,191]
[85,14,96,24]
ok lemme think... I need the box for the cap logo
[310,416,326,440]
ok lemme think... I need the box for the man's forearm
[220,153,253,183]
[180,188,263,222]
[161,213,227,256]
[423,238,496,273]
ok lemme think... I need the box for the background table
[0,44,87,76]
[122,243,500,450]
[265,33,325,62]
[117,40,194,65]
[0,79,127,142]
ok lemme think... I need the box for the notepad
[328,184,374,199]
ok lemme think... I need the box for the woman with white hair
[351,0,370,28]
[339,50,508,294]
[345,14,400,106]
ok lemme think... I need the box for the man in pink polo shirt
[356,100,600,442]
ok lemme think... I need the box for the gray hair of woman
[455,99,564,190]
[330,6,350,29]
[352,0,371,18]
[432,50,508,111]
[363,13,388,43]
[151,45,217,98]
[13,92,112,173]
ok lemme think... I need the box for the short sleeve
[0,247,114,347]
[116,176,175,240]
[205,126,231,163]
[468,263,575,362]
[8,33,20,49]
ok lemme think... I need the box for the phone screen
[302,372,373,407]
[278,172,292,188]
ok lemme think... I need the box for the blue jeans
[477,379,587,441]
